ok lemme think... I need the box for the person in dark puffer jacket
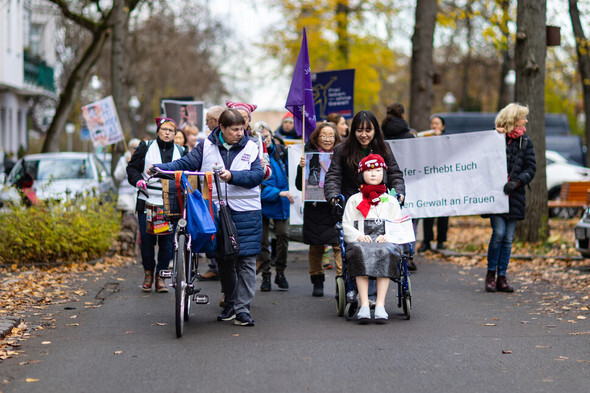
[484,103,536,293]
[153,109,264,327]
[381,102,414,140]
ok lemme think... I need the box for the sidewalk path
[1,248,588,393]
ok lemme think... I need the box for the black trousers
[423,217,449,243]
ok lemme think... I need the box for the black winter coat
[504,134,536,220]
[323,143,405,204]
[382,117,414,140]
[295,142,339,245]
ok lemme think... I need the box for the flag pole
[301,104,305,203]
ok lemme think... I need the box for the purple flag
[285,28,316,141]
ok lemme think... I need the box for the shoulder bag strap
[175,171,183,215]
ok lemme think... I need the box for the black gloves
[503,180,520,195]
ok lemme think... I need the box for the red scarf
[507,126,526,139]
[356,184,386,218]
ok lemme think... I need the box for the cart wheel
[402,295,411,320]
[344,302,358,321]
[335,277,345,316]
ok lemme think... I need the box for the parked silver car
[0,152,116,206]
[575,209,590,258]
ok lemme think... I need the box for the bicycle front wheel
[175,234,187,338]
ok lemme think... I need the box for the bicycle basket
[161,175,200,217]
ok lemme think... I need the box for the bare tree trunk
[42,30,110,152]
[460,2,472,111]
[514,0,547,242]
[497,0,512,110]
[569,0,590,166]
[110,0,128,175]
[409,0,437,132]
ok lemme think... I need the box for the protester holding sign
[324,110,413,271]
[485,103,536,293]
[127,118,184,293]
[295,122,343,297]
[152,109,264,327]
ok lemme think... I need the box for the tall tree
[409,0,437,131]
[42,0,141,153]
[569,0,590,165]
[514,0,547,242]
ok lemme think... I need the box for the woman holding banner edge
[324,110,413,271]
[484,103,536,293]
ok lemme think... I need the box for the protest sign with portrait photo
[161,100,205,133]
[304,152,332,202]
[81,96,124,148]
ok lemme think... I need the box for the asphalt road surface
[1,248,589,393]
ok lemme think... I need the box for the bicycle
[149,168,212,338]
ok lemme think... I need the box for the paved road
[1,248,589,393]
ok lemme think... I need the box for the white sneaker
[357,306,370,323]
[374,305,388,323]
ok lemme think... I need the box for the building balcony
[23,51,55,93]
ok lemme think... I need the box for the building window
[30,25,41,57]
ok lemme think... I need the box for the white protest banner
[82,96,124,148]
[287,144,304,225]
[387,130,508,218]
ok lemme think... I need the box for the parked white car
[0,152,116,206]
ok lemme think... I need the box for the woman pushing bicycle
[152,108,264,327]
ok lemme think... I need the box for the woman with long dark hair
[324,110,413,270]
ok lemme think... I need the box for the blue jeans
[137,211,174,273]
[487,216,517,276]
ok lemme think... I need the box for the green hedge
[0,197,121,265]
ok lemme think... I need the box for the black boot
[260,273,271,292]
[485,270,497,292]
[274,271,289,290]
[418,242,431,253]
[496,275,514,293]
[311,274,325,297]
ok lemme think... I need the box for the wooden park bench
[547,181,590,209]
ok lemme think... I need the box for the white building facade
[0,0,56,156]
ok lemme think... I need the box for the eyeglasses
[159,127,176,134]
[319,135,335,141]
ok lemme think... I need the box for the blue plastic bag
[181,174,217,252]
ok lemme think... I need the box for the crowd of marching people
[117,100,535,326]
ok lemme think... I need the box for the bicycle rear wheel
[175,234,187,338]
